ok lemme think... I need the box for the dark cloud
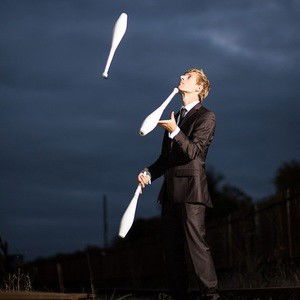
[1,0,299,261]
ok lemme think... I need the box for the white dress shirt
[168,100,200,139]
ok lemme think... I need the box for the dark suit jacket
[147,102,216,207]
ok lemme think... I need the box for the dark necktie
[178,107,187,126]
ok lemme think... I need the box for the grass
[0,268,32,292]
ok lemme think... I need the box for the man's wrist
[169,126,180,139]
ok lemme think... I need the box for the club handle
[139,87,179,136]
[102,49,115,79]
[161,87,179,109]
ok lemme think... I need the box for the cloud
[0,0,299,260]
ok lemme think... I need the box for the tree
[273,160,300,197]
[0,236,9,283]
[206,167,252,220]
[206,167,224,200]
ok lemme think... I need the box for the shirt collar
[181,100,200,113]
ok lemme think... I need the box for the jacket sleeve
[147,131,170,181]
[173,111,216,161]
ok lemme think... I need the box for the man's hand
[137,172,151,188]
[158,111,177,133]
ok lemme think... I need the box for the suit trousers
[161,199,218,298]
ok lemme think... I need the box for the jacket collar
[178,101,204,127]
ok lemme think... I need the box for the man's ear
[195,84,203,93]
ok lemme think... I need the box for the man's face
[178,72,201,93]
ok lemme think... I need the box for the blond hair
[184,68,210,101]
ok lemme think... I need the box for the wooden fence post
[56,262,64,292]
[286,195,293,259]
[86,250,95,296]
[254,204,260,257]
[227,214,232,267]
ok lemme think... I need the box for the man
[138,68,219,300]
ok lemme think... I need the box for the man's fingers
[143,176,150,185]
[138,174,145,187]
[139,177,145,187]
[144,175,150,185]
[138,173,150,188]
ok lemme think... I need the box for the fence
[20,195,300,292]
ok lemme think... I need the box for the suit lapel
[169,102,205,150]
[179,101,204,127]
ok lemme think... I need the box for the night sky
[1,0,299,261]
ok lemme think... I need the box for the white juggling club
[139,88,179,136]
[102,12,128,79]
[119,176,146,238]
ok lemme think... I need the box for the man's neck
[181,92,200,106]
